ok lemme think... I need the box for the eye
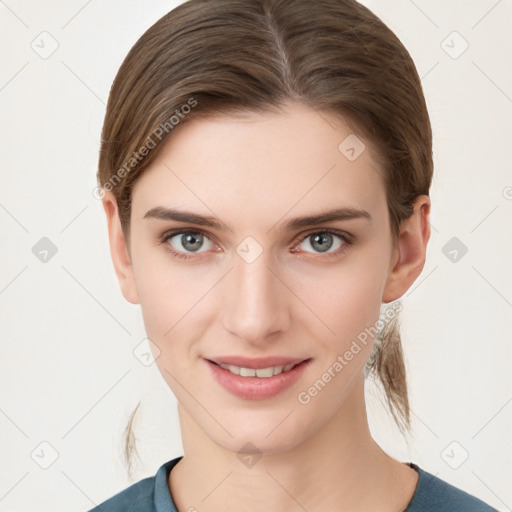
[159,228,353,261]
[160,229,215,259]
[293,230,352,257]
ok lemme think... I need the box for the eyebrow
[143,206,372,232]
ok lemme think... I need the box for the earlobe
[102,191,139,305]
[382,195,431,303]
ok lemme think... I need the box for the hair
[97,0,433,473]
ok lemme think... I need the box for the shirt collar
[154,456,183,512]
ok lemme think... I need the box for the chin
[215,428,305,458]
[204,406,316,458]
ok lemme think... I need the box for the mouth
[209,360,301,378]
[204,357,312,400]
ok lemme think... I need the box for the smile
[206,358,312,400]
[216,362,297,378]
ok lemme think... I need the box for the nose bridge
[221,248,288,344]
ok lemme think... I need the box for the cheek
[132,241,205,332]
[131,247,220,386]
[292,268,385,426]
[335,277,383,346]
[290,256,386,354]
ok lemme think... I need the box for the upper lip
[206,356,310,369]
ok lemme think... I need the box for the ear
[382,195,431,303]
[102,191,139,304]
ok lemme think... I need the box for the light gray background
[0,1,511,510]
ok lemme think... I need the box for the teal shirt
[87,456,498,511]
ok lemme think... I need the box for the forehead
[131,102,388,230]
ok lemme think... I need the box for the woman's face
[115,102,403,454]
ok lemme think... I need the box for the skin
[103,101,431,511]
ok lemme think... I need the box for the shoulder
[405,463,498,512]
[89,477,155,512]
[87,476,155,512]
[86,457,182,512]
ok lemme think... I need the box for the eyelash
[158,228,354,261]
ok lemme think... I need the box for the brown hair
[97,0,432,472]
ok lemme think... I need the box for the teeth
[218,362,298,378]
[240,367,256,377]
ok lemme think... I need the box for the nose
[221,249,291,346]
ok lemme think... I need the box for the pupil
[182,233,203,252]
[311,233,332,252]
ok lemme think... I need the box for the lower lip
[205,359,311,400]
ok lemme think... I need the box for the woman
[89,0,497,510]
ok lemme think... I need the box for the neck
[169,377,418,512]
